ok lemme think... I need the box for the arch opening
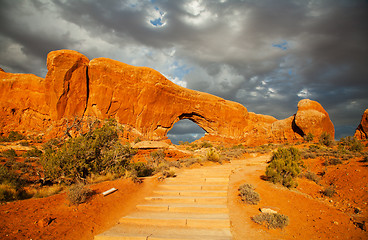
[167,119,206,144]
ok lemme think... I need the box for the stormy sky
[0,0,367,143]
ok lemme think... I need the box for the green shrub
[129,162,154,177]
[362,154,368,163]
[33,185,64,198]
[205,149,220,162]
[302,171,320,183]
[324,158,342,166]
[322,185,335,197]
[20,141,30,146]
[239,183,260,205]
[0,131,26,142]
[179,158,201,167]
[0,165,30,201]
[304,132,314,142]
[265,147,301,188]
[319,132,334,147]
[150,150,165,163]
[23,147,43,158]
[0,164,20,186]
[252,213,289,229]
[338,136,363,152]
[1,149,17,160]
[67,184,93,205]
[41,120,135,184]
[200,141,213,148]
[162,170,176,178]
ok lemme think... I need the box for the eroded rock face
[0,70,51,134]
[354,109,368,140]
[45,50,89,120]
[0,50,335,144]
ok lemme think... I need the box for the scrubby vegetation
[0,165,29,202]
[322,185,335,197]
[41,120,137,184]
[304,132,314,142]
[252,213,289,229]
[67,183,93,205]
[319,132,334,147]
[205,148,221,162]
[265,147,301,188]
[338,136,363,152]
[239,183,260,205]
[301,170,320,184]
[0,131,26,142]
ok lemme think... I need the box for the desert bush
[0,165,30,201]
[179,157,201,167]
[1,149,17,160]
[338,136,363,152]
[150,150,165,163]
[20,141,30,146]
[302,171,320,184]
[87,173,117,184]
[308,144,321,152]
[178,141,189,145]
[33,184,64,198]
[23,147,43,158]
[362,154,368,162]
[223,147,246,159]
[319,132,334,147]
[162,170,176,178]
[265,147,301,188]
[67,184,93,205]
[322,185,335,197]
[0,131,26,142]
[304,132,314,142]
[324,158,343,166]
[128,162,154,177]
[238,183,260,205]
[252,213,289,229]
[205,148,221,162]
[41,120,136,184]
[0,184,18,202]
[0,164,21,186]
[200,141,213,148]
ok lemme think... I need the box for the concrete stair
[94,164,234,240]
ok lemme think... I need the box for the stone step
[94,225,232,240]
[145,196,227,204]
[153,190,227,197]
[164,177,229,184]
[136,203,229,214]
[119,211,230,228]
[158,184,228,191]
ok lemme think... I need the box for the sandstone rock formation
[354,109,368,140]
[0,50,335,144]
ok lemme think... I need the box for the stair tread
[95,225,232,240]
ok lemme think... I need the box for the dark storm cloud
[0,0,367,140]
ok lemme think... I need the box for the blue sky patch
[272,40,289,50]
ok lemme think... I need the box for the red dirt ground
[229,153,368,240]
[0,177,159,240]
[0,146,367,239]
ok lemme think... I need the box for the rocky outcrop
[0,70,51,135]
[0,50,335,144]
[294,99,335,138]
[45,50,89,120]
[85,57,249,140]
[354,109,368,140]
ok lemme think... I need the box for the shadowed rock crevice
[292,115,304,137]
